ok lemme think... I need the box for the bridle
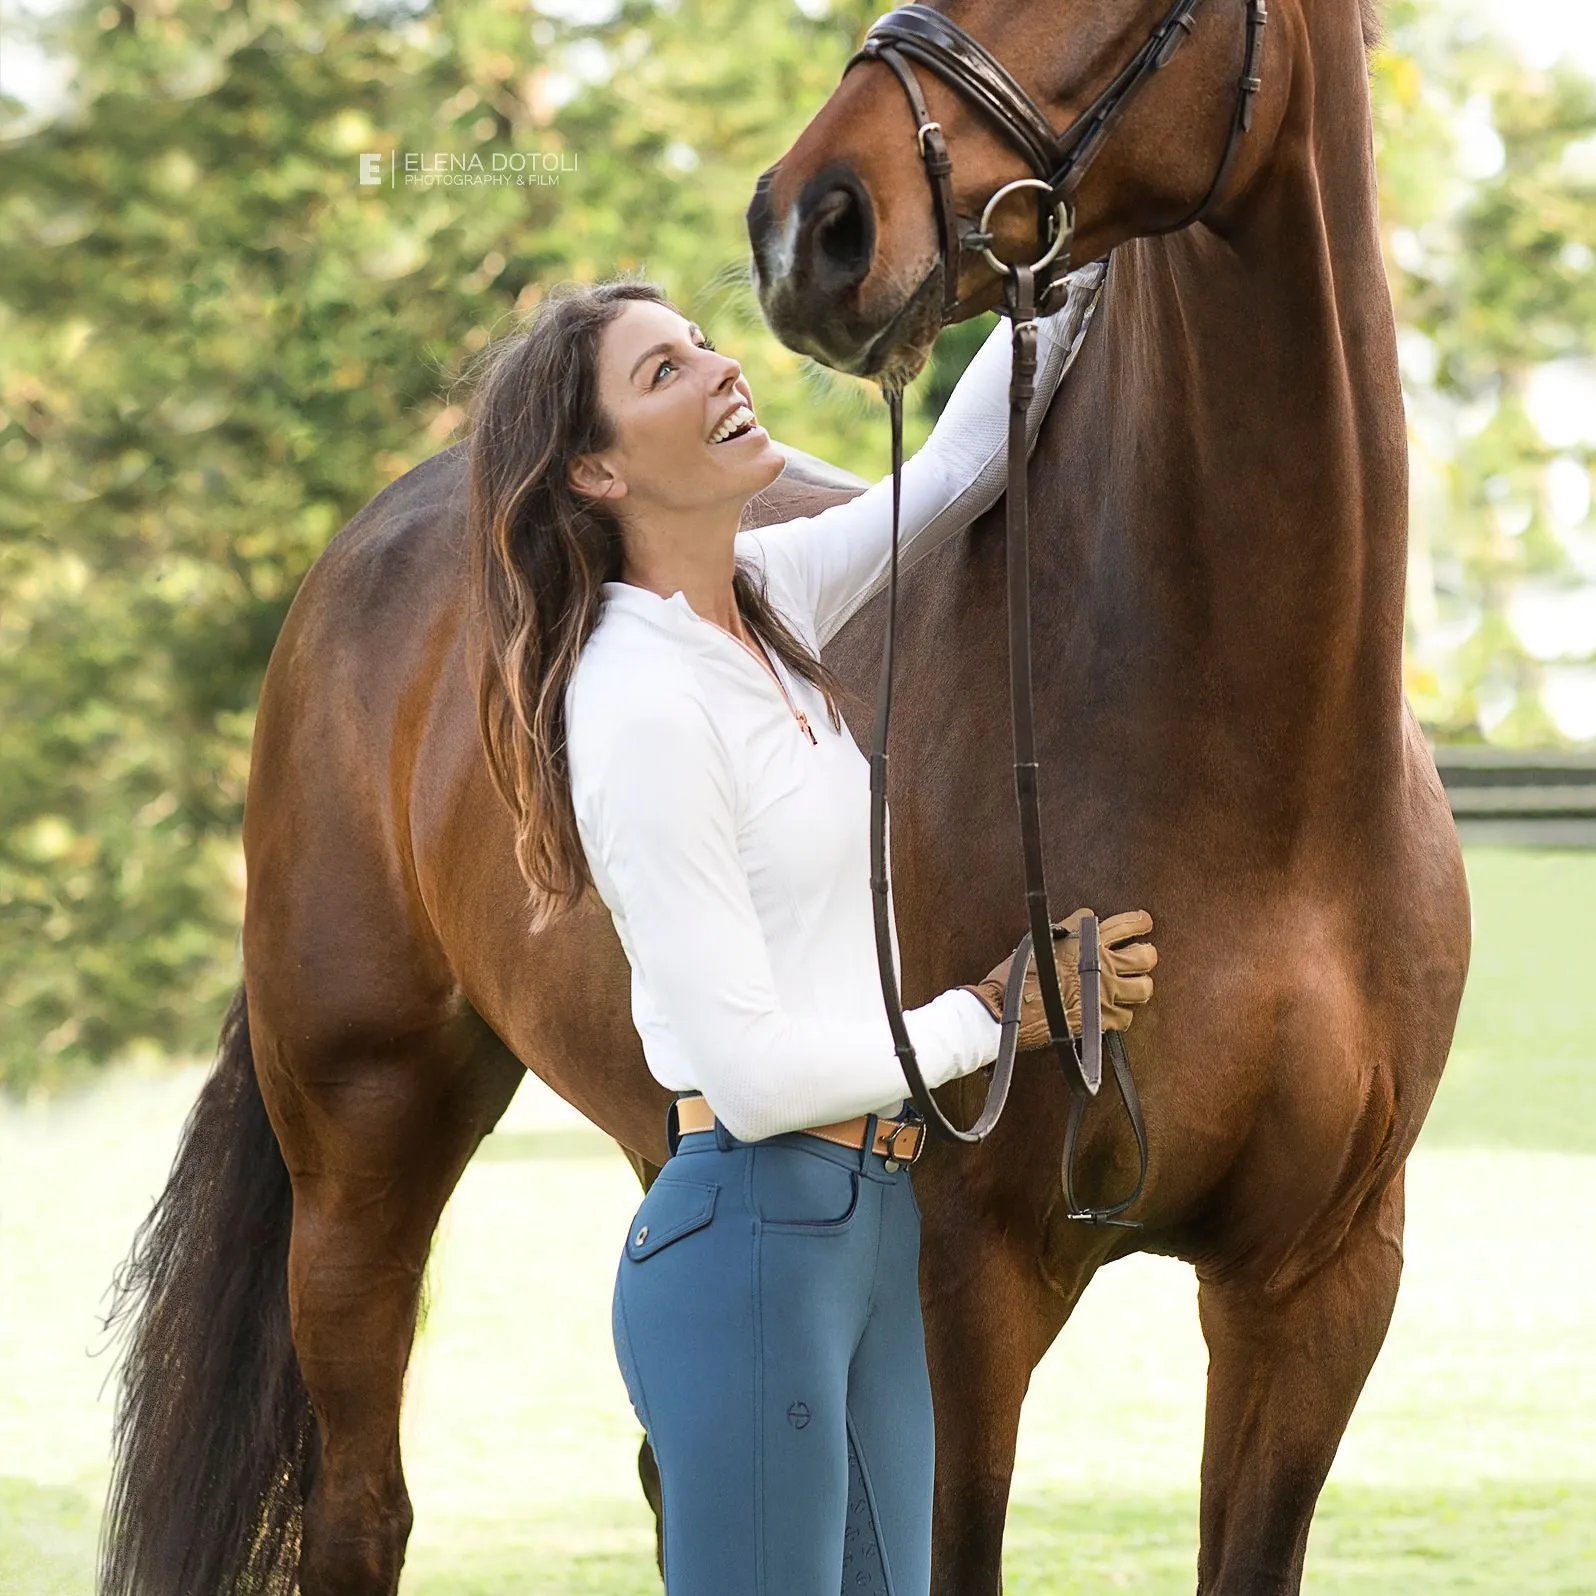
[843,0,1269,324]
[844,0,1268,1225]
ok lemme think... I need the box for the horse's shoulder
[740,442,868,533]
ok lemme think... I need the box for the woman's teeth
[709,403,756,444]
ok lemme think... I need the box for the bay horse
[97,2,1470,1595]
[744,0,1470,1588]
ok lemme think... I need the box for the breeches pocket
[749,1143,861,1231]
[613,1175,722,1431]
[624,1175,720,1262]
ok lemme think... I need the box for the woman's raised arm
[737,261,1106,649]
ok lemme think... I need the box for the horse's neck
[1082,8,1409,755]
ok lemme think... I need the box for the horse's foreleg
[1194,1168,1406,1595]
[270,1032,522,1596]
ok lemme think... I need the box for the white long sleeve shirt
[564,266,1106,1142]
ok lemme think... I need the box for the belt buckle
[881,1114,925,1171]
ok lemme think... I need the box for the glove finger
[1100,909,1153,946]
[1110,973,1154,1006]
[1107,941,1158,975]
[1100,999,1134,1031]
[1050,907,1092,938]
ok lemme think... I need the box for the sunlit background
[2,1,1593,1592]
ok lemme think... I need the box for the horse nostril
[799,170,875,296]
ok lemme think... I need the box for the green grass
[403,1483,1596,1594]
[12,1479,1595,1595]
[1,848,1592,1593]
[1420,850,1596,1153]
[1004,1483,1596,1594]
[0,1479,100,1596]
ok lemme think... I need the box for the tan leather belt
[673,1094,926,1169]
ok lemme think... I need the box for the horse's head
[746,0,1352,378]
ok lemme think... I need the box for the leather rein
[844,0,1268,1225]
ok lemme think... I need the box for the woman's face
[569,301,787,519]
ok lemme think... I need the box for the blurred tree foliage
[1374,0,1596,741]
[0,0,945,1090]
[0,0,1592,1088]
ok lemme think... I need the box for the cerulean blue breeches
[611,1098,934,1595]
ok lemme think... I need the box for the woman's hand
[961,908,1158,1048]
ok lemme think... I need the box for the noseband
[844,1,1268,1225]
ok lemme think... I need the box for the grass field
[3,847,1594,1593]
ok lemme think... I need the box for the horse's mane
[1359,0,1384,54]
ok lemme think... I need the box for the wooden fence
[1434,746,1596,847]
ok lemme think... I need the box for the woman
[467,277,1157,1594]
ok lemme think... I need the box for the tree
[1375,0,1596,743]
[0,0,953,1089]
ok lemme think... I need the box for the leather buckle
[881,1117,925,1169]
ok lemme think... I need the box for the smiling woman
[464,280,851,936]
[459,270,1155,1594]
[463,271,1130,1134]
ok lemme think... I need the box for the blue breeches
[611,1105,935,1595]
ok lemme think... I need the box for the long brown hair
[466,277,848,934]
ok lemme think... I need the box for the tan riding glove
[961,908,1157,1049]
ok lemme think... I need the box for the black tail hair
[97,985,315,1595]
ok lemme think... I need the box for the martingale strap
[1066,1032,1150,1226]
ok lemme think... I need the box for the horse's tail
[97,984,315,1596]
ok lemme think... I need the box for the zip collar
[600,578,700,626]
[598,579,733,654]
[598,579,819,744]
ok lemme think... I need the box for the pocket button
[625,1180,719,1261]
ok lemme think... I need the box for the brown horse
[742,0,1471,1587]
[97,3,1470,1595]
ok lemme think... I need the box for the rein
[844,0,1269,1224]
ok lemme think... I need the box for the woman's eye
[653,339,716,386]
